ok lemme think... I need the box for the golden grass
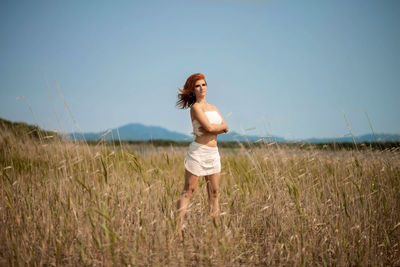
[0,128,399,266]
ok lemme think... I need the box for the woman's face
[194,79,207,99]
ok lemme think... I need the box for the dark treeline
[83,139,400,151]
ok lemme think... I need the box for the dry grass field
[1,127,399,266]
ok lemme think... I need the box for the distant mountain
[217,131,286,142]
[297,133,400,143]
[68,122,400,143]
[68,123,191,141]
[67,122,288,143]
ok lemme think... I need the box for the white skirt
[184,141,221,176]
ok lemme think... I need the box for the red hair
[176,73,207,109]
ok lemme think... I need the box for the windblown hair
[176,73,207,109]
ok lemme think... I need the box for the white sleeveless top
[191,111,223,137]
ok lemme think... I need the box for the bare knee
[182,186,196,198]
[210,188,219,199]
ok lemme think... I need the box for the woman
[176,73,229,227]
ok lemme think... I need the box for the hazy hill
[301,133,400,143]
[217,131,286,142]
[68,122,286,142]
[0,117,60,140]
[68,122,399,143]
[68,123,191,141]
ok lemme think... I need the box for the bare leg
[177,169,199,227]
[205,172,220,225]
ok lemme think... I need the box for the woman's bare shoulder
[205,103,216,110]
[209,104,219,112]
[190,103,203,118]
[191,103,202,112]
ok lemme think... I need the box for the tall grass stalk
[0,127,399,265]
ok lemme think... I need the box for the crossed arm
[191,104,229,135]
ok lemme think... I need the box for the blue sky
[1,0,399,140]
